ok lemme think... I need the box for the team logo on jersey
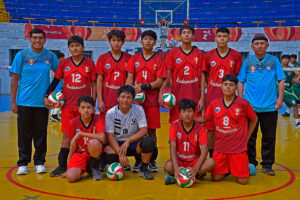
[45,60,49,65]
[105,63,111,69]
[131,118,138,125]
[267,66,271,71]
[65,66,71,71]
[177,132,181,138]
[215,107,221,113]
[230,60,234,68]
[86,66,89,72]
[154,64,157,70]
[176,58,182,64]
[28,59,34,65]
[250,66,255,72]
[235,108,240,116]
[194,57,198,64]
[76,129,81,134]
[135,62,140,68]
[211,61,216,67]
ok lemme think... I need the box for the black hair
[107,30,126,42]
[281,54,290,60]
[68,35,84,46]
[141,30,157,41]
[178,98,195,112]
[179,24,195,35]
[117,85,135,98]
[252,34,268,43]
[222,74,238,85]
[78,95,95,107]
[30,28,45,38]
[290,54,297,59]
[216,27,230,35]
[56,52,65,59]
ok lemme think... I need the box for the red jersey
[165,47,205,105]
[67,114,105,153]
[127,52,167,107]
[203,48,242,106]
[96,52,131,107]
[169,120,207,163]
[55,57,96,108]
[205,96,256,153]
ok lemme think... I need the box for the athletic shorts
[142,106,161,129]
[212,151,249,178]
[283,90,298,107]
[117,140,139,157]
[292,83,300,99]
[61,107,80,132]
[169,104,202,124]
[67,151,91,174]
[177,158,199,168]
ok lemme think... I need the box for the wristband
[141,83,152,90]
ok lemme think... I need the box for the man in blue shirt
[10,28,59,175]
[238,34,285,176]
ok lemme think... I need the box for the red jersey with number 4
[203,48,242,106]
[205,96,256,153]
[67,114,105,153]
[169,120,207,163]
[55,57,96,108]
[165,47,205,105]
[127,52,167,107]
[96,52,131,107]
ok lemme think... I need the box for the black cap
[252,33,268,43]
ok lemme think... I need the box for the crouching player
[164,99,215,185]
[103,85,156,180]
[201,74,258,184]
[65,95,106,183]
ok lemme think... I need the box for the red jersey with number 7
[169,120,207,163]
[55,57,96,108]
[96,52,131,107]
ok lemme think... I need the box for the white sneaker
[296,122,300,128]
[34,165,47,174]
[17,166,28,175]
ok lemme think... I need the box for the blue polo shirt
[11,48,59,107]
[237,53,285,112]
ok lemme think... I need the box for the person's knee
[66,169,81,183]
[140,136,155,153]
[212,174,224,182]
[207,158,216,169]
[164,160,173,173]
[236,177,249,185]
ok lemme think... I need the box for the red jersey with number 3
[127,52,167,107]
[165,47,205,105]
[55,57,96,108]
[203,49,242,106]
[205,96,256,153]
[169,120,207,163]
[67,114,105,153]
[96,52,131,107]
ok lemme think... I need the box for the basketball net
[157,20,170,50]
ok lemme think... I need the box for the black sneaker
[139,167,153,180]
[123,165,131,171]
[50,115,61,122]
[91,168,103,180]
[262,167,275,176]
[50,166,67,177]
[281,112,290,117]
[149,161,159,173]
[131,161,141,173]
[296,122,300,128]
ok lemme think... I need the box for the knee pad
[102,153,119,165]
[140,136,155,153]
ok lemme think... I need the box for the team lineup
[12,24,300,187]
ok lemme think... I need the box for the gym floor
[0,111,299,200]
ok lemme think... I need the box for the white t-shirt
[105,104,147,142]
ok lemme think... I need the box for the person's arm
[107,132,129,167]
[159,69,171,108]
[43,78,61,109]
[96,74,105,113]
[275,79,285,109]
[77,132,106,144]
[125,72,134,85]
[170,141,182,177]
[134,78,163,93]
[10,73,19,114]
[194,117,207,124]
[187,144,208,178]
[91,80,96,100]
[238,82,245,98]
[247,116,258,140]
[199,71,207,112]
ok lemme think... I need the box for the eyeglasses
[31,36,45,41]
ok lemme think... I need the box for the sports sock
[58,148,69,168]
[286,108,290,114]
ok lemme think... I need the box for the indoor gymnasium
[0,0,300,200]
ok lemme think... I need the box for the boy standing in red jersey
[200,74,257,184]
[65,96,106,182]
[126,30,167,173]
[160,24,206,124]
[201,27,242,158]
[44,35,96,177]
[96,30,132,114]
[164,98,215,185]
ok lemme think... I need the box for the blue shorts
[117,140,139,156]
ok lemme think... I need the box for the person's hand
[119,154,129,167]
[275,99,283,110]
[174,166,184,178]
[119,140,129,156]
[186,166,199,179]
[44,97,54,109]
[97,99,105,113]
[60,172,67,178]
[198,98,205,112]
[158,93,169,109]
[134,86,142,93]
[11,101,18,114]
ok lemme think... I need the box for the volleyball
[48,91,65,108]
[106,162,124,181]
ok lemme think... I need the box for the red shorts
[67,151,91,174]
[212,152,249,178]
[61,108,80,132]
[169,104,202,124]
[143,106,160,129]
[177,158,199,168]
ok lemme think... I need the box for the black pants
[17,106,49,166]
[247,111,278,168]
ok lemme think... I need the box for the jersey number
[184,66,190,75]
[71,74,81,83]
[142,71,147,80]
[223,116,229,126]
[114,71,120,81]
[183,141,190,152]
[218,69,224,78]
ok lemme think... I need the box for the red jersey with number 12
[96,52,131,107]
[169,120,207,163]
[55,57,96,108]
